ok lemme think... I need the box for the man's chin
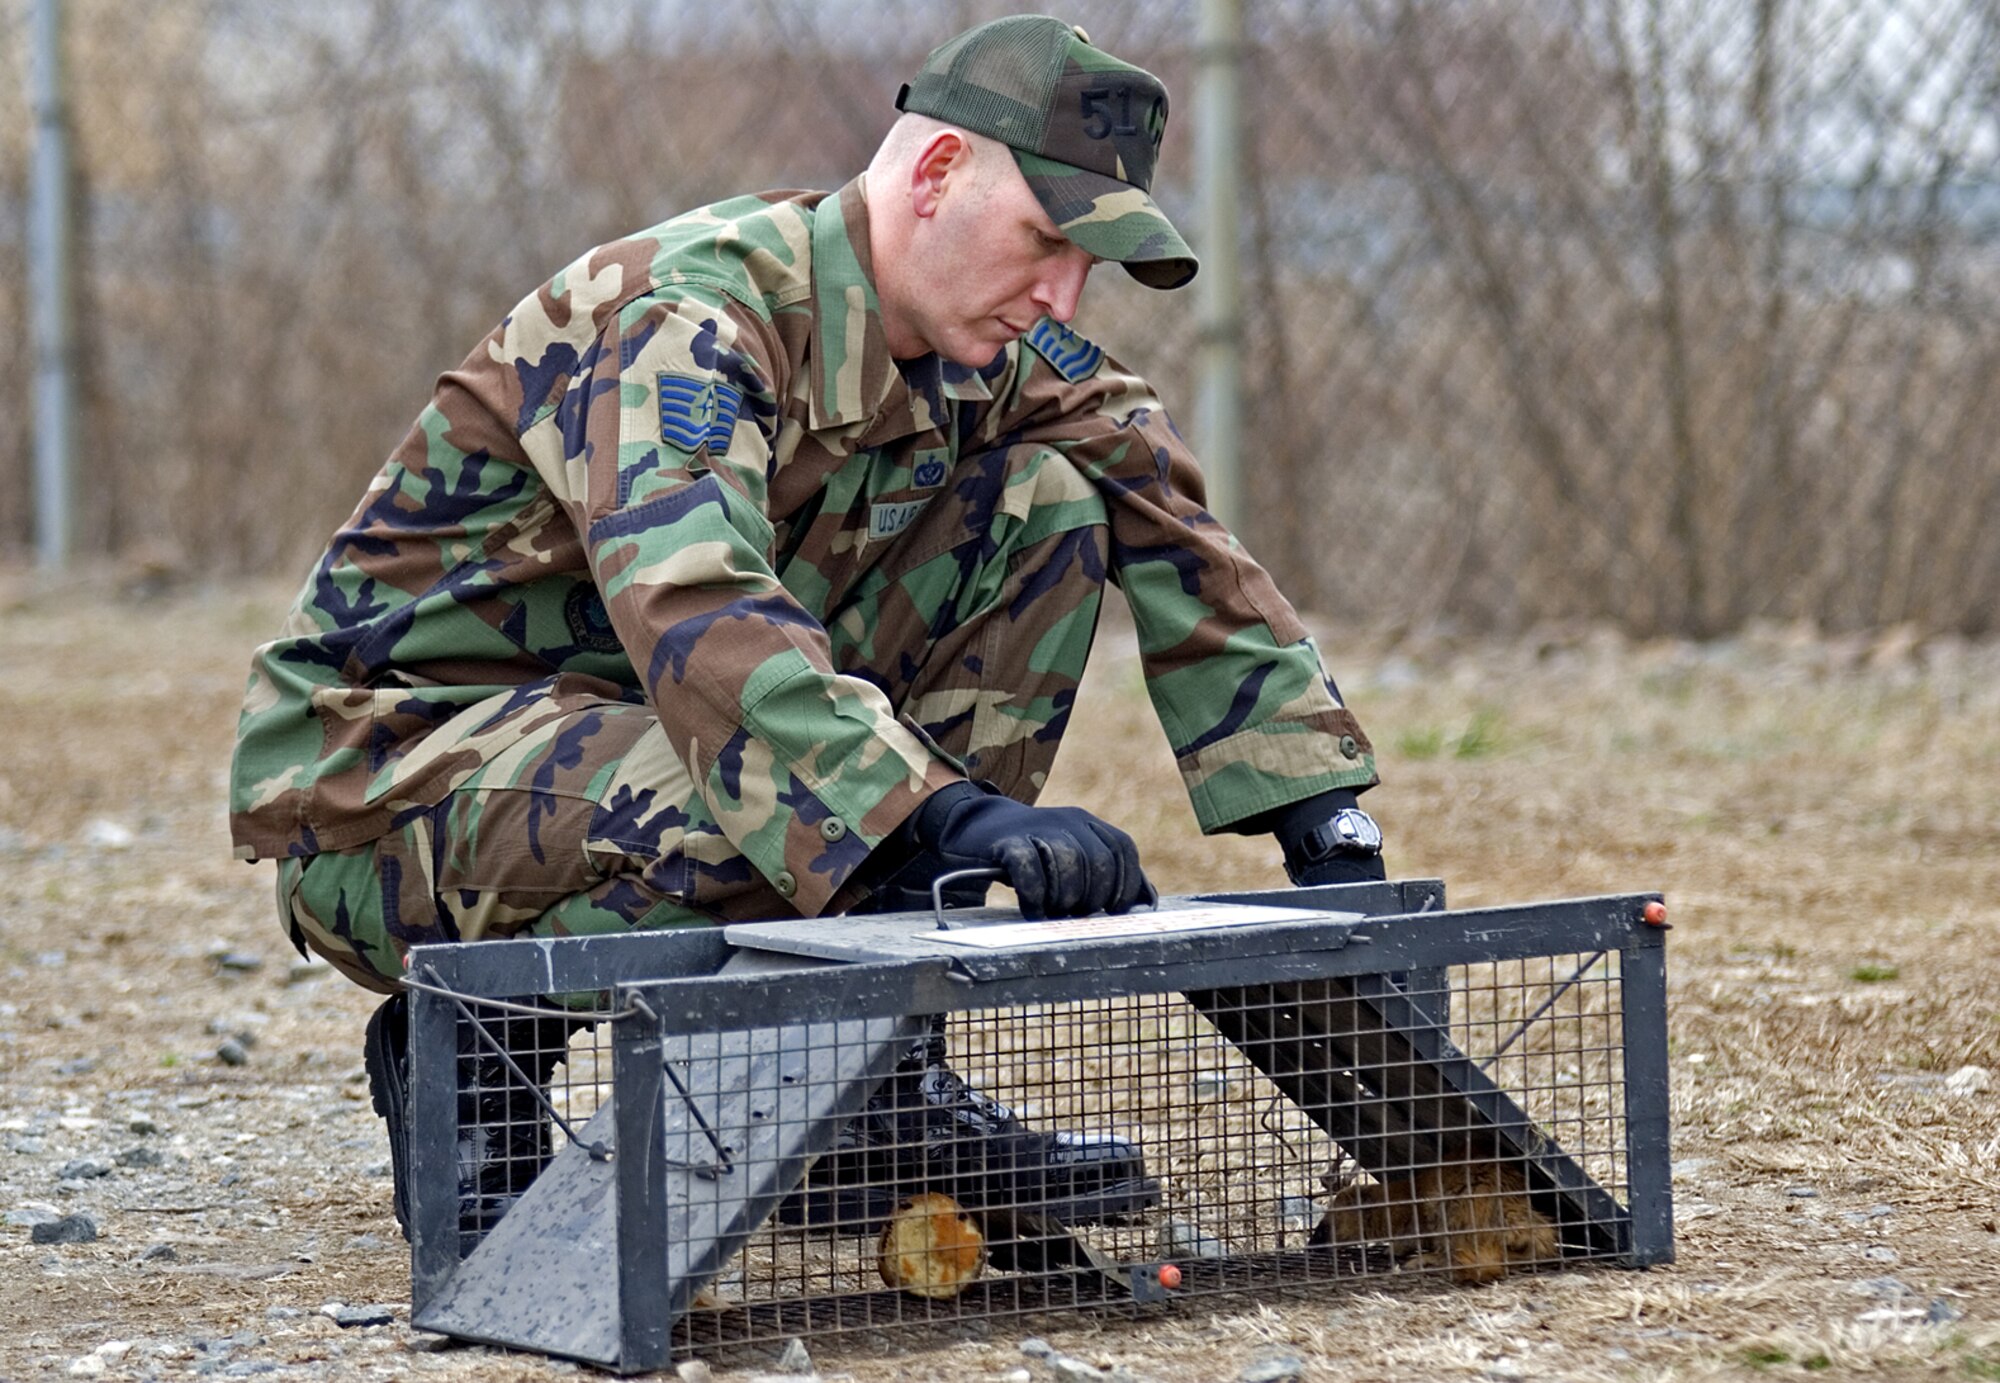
[939,340,1014,371]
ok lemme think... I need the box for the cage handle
[932,866,1006,929]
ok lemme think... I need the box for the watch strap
[1294,807,1383,863]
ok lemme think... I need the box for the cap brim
[1014,151,1198,291]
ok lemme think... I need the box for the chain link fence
[4,0,1998,634]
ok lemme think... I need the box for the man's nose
[1033,252,1092,324]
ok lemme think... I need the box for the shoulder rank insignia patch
[657,373,742,453]
[1025,318,1105,383]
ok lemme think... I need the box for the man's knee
[276,696,759,989]
[279,851,412,994]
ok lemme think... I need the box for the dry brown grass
[2,576,1998,1381]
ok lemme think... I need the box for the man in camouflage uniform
[230,15,1385,1237]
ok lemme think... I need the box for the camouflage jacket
[229,180,1377,916]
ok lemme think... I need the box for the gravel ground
[2,576,1998,1381]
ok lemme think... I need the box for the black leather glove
[902,781,1155,920]
[1267,789,1387,888]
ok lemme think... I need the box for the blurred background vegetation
[3,0,1997,636]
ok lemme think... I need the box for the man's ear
[909,130,971,220]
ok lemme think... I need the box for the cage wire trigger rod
[407,965,615,1163]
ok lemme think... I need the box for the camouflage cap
[896,14,1198,290]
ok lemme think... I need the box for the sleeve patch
[657,372,743,452]
[1025,318,1105,383]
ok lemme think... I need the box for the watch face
[1330,808,1383,853]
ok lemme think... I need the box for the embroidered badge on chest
[657,373,742,453]
[908,445,953,491]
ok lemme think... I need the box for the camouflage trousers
[280,445,1112,993]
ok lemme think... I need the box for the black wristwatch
[1292,807,1384,865]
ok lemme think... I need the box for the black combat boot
[363,992,588,1246]
[775,1018,1160,1232]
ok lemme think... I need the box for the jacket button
[774,871,798,898]
[1339,735,1360,759]
[819,817,848,842]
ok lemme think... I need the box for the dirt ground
[2,576,1997,1382]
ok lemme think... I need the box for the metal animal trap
[400,880,1672,1372]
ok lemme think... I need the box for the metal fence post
[29,0,77,571]
[1194,0,1242,530]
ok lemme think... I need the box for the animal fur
[1309,1161,1559,1284]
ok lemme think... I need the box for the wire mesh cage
[401,881,1671,1372]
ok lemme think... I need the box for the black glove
[902,781,1155,920]
[1267,789,1387,888]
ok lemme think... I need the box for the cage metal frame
[399,880,1672,1372]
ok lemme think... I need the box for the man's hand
[908,782,1154,919]
[1268,789,1387,888]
